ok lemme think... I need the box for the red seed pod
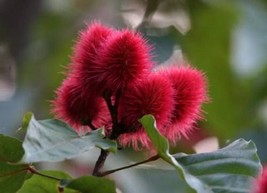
[255,165,267,193]
[70,21,114,93]
[159,66,207,143]
[118,73,175,150]
[94,29,153,94]
[52,76,110,132]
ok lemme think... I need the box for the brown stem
[87,122,97,130]
[95,90,122,176]
[103,92,117,129]
[103,90,123,139]
[136,0,160,29]
[92,149,110,176]
[113,89,122,125]
[28,166,61,181]
[99,155,160,177]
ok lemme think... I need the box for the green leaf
[139,115,200,192]
[139,115,180,165]
[19,112,33,132]
[21,114,117,163]
[174,139,262,193]
[65,176,116,193]
[133,167,190,193]
[0,163,29,193]
[139,115,262,193]
[0,134,24,162]
[18,170,75,193]
[0,135,31,193]
[139,115,169,157]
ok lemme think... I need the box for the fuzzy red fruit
[52,76,110,133]
[255,165,267,193]
[160,66,207,143]
[70,21,114,92]
[94,29,153,94]
[118,73,175,150]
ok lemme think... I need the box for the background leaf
[140,115,262,193]
[139,115,204,193]
[133,167,190,193]
[174,139,262,193]
[65,176,116,193]
[21,113,117,163]
[0,134,24,162]
[18,170,75,193]
[0,135,31,193]
[0,163,29,193]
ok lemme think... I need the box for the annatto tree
[0,22,265,193]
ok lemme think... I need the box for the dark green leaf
[0,163,29,193]
[18,170,75,193]
[65,176,116,193]
[140,115,262,193]
[0,134,24,162]
[21,114,117,163]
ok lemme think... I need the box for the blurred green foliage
[182,2,244,139]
